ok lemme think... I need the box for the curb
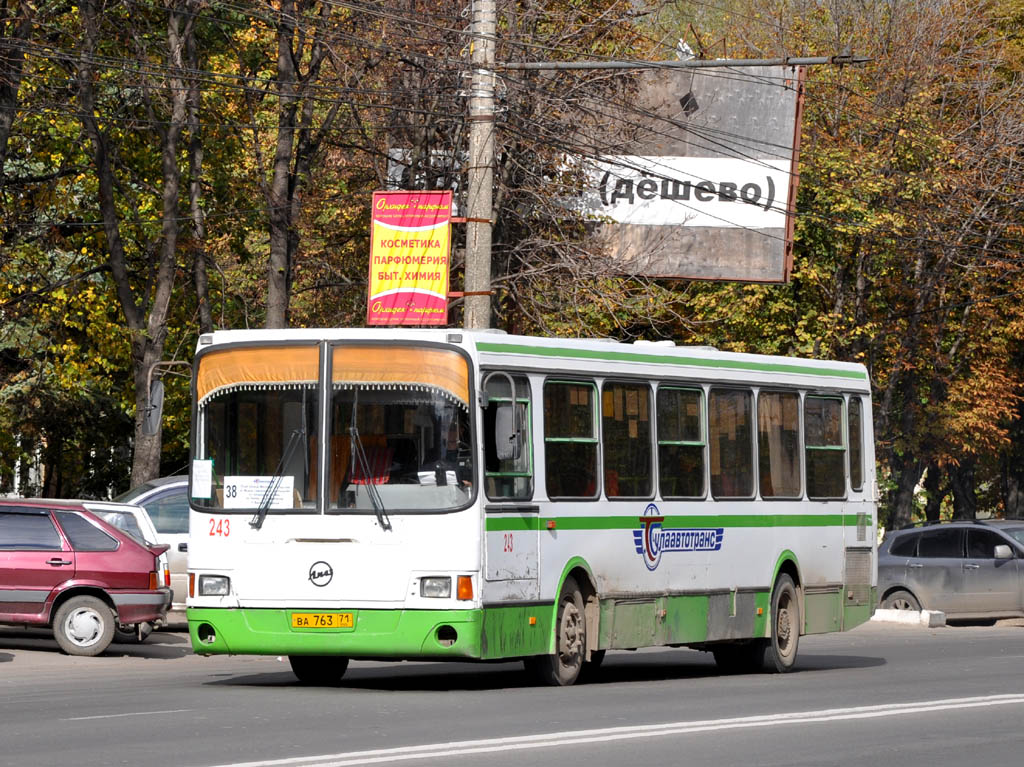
[871,608,946,627]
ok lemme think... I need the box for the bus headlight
[198,575,231,596]
[420,577,452,598]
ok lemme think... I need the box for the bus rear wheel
[525,576,586,686]
[764,574,800,673]
[288,655,349,685]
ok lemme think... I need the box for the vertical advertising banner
[368,191,452,326]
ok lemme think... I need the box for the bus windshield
[327,345,473,512]
[194,343,319,512]
[192,343,473,513]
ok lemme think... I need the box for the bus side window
[544,380,598,499]
[757,391,801,499]
[709,389,754,499]
[484,374,533,500]
[602,381,652,499]
[848,396,864,492]
[805,396,846,499]
[657,387,706,499]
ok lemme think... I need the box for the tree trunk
[186,3,212,334]
[949,457,978,520]
[264,1,334,329]
[888,454,923,530]
[77,0,190,485]
[265,0,300,329]
[0,1,34,177]
[922,461,946,522]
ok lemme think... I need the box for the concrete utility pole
[463,0,496,330]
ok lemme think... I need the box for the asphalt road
[2,620,1023,767]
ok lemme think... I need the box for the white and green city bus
[185,329,876,685]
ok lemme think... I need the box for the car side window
[966,529,1010,559]
[56,512,119,552]
[918,528,963,558]
[145,491,189,535]
[0,511,62,550]
[889,534,917,557]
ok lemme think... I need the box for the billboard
[580,65,804,282]
[367,191,452,326]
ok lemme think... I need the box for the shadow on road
[0,651,12,663]
[203,647,886,692]
[0,627,193,660]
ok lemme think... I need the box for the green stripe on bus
[476,342,868,381]
[485,514,868,532]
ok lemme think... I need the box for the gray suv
[878,520,1024,620]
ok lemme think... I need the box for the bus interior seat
[350,437,393,485]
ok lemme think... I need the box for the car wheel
[114,621,153,644]
[524,576,587,686]
[881,590,921,612]
[52,595,116,657]
[764,574,800,673]
[288,655,349,685]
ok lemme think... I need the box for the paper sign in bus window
[222,475,295,509]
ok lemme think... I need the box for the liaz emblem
[308,561,334,587]
[633,503,724,571]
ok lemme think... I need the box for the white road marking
[64,708,193,721]
[204,694,1024,767]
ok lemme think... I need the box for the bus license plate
[291,612,353,629]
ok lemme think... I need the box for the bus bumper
[187,606,484,659]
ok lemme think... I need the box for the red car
[0,499,171,656]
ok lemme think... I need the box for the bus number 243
[209,518,231,537]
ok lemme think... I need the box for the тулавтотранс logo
[634,503,724,571]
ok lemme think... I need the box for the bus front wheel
[765,574,800,673]
[288,655,349,685]
[525,576,586,686]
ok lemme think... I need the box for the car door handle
[963,563,981,570]
[178,543,188,552]
[909,563,924,568]
[46,558,72,566]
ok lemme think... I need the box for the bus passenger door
[481,372,539,600]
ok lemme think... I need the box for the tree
[651,0,1024,525]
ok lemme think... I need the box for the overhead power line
[497,55,872,71]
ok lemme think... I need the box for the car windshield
[1001,526,1024,546]
[192,343,473,513]
[113,482,160,503]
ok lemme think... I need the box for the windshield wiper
[349,394,392,532]
[250,425,304,531]
[250,389,311,530]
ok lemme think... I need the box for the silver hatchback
[878,521,1024,620]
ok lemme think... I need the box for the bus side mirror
[494,404,521,461]
[142,379,165,436]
